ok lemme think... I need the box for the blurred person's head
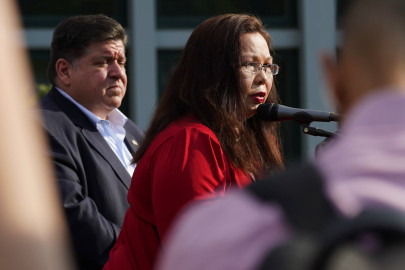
[323,0,405,118]
[47,14,128,119]
[135,13,284,174]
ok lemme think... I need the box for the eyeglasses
[242,62,279,76]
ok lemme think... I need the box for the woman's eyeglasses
[242,62,279,76]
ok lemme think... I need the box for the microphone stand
[257,104,341,138]
[300,123,340,138]
[283,110,340,138]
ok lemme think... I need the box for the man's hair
[342,0,405,69]
[134,14,284,174]
[47,14,127,85]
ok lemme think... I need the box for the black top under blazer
[39,87,144,269]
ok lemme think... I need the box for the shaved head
[321,0,405,117]
[342,0,405,81]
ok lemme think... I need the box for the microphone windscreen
[257,103,278,121]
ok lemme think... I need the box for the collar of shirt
[55,87,128,127]
[316,89,405,216]
[55,87,135,176]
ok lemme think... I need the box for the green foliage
[37,83,52,98]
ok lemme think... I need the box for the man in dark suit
[39,14,144,269]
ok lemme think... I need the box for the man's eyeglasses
[242,62,279,76]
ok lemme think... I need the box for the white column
[300,0,337,157]
[129,0,157,130]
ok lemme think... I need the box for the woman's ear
[55,59,72,87]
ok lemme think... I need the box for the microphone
[257,103,341,123]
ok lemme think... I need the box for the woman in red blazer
[104,13,284,270]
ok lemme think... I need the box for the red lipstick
[251,92,266,104]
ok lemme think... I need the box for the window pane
[158,48,301,162]
[157,0,297,28]
[336,0,351,28]
[157,50,181,97]
[28,50,51,98]
[17,0,127,27]
[273,49,301,163]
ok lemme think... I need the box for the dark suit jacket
[39,87,144,269]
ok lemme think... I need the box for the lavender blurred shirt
[156,90,405,270]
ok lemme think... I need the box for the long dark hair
[134,14,284,175]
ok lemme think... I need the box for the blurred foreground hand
[0,1,75,269]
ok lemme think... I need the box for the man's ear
[321,53,344,113]
[321,53,338,98]
[55,59,72,87]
